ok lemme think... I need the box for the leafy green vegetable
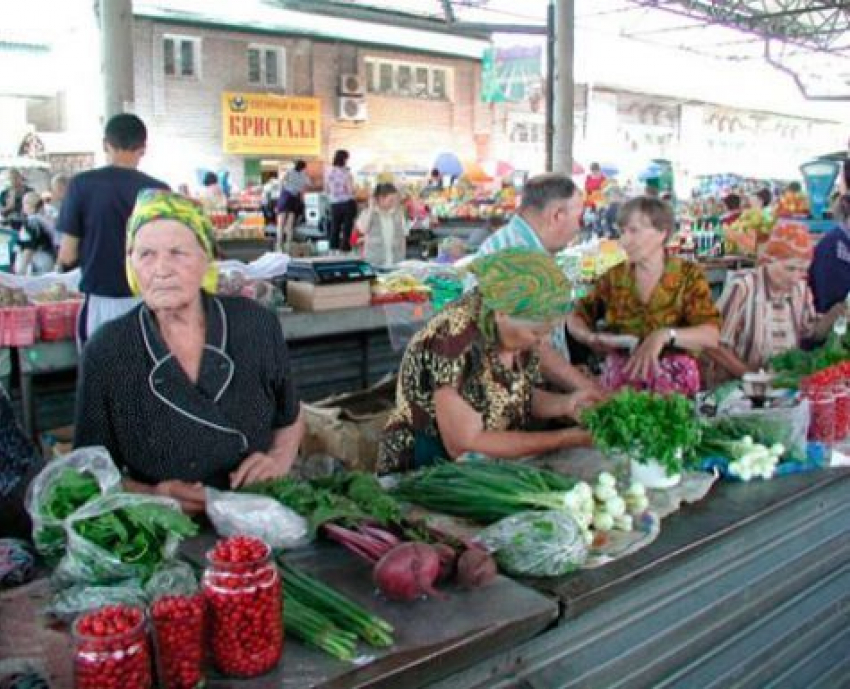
[393,461,578,524]
[72,502,198,581]
[582,389,701,476]
[34,469,102,561]
[242,472,403,532]
[770,330,850,386]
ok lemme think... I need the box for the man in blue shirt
[809,161,850,314]
[58,114,169,344]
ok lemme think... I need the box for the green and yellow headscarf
[126,189,219,294]
[468,247,571,341]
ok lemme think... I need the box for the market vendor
[378,248,595,473]
[707,222,845,380]
[74,190,304,514]
[567,197,720,396]
[472,173,604,398]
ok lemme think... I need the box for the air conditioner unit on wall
[339,73,364,95]
[338,96,368,122]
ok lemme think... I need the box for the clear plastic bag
[205,488,311,549]
[46,580,148,622]
[55,493,190,587]
[718,399,810,461]
[477,510,588,577]
[25,446,121,561]
[144,560,198,600]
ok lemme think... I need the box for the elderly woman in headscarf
[74,190,304,514]
[707,221,846,380]
[378,248,595,473]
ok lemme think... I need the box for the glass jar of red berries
[151,592,207,689]
[73,605,152,689]
[202,536,283,678]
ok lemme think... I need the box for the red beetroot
[152,593,206,689]
[373,542,445,601]
[433,543,458,583]
[456,547,497,589]
[203,536,283,678]
[73,605,152,689]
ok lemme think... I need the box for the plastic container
[73,605,152,689]
[0,306,37,346]
[202,538,283,678]
[832,384,850,442]
[35,299,82,341]
[806,392,835,444]
[151,593,207,689]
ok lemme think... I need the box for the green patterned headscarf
[126,190,218,294]
[469,247,571,341]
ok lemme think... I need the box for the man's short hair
[104,113,147,151]
[618,196,675,237]
[519,173,578,213]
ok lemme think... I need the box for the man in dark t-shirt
[58,113,169,344]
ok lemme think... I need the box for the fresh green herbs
[242,472,402,532]
[72,502,198,581]
[34,469,102,560]
[582,389,700,477]
[770,330,850,386]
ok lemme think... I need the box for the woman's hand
[623,329,667,381]
[153,480,207,515]
[230,451,289,489]
[562,388,606,421]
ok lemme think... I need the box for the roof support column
[552,0,575,174]
[98,0,135,118]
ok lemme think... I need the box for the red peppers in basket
[152,593,207,689]
[202,536,283,678]
[73,605,152,689]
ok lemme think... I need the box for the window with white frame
[248,45,285,88]
[163,35,201,78]
[365,58,452,101]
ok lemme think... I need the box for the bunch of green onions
[393,461,578,524]
[280,560,394,659]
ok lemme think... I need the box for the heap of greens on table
[581,389,701,476]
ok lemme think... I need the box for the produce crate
[0,306,38,346]
[35,300,82,342]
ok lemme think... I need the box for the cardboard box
[286,280,371,312]
[296,376,396,475]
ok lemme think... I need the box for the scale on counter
[286,257,377,284]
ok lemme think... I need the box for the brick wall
[132,19,491,188]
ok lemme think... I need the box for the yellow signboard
[221,92,321,157]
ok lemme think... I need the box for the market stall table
[432,460,850,688]
[0,539,558,689]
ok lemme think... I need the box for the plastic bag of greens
[25,446,121,562]
[46,580,148,622]
[206,488,311,549]
[477,510,588,577]
[54,493,198,587]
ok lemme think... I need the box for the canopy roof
[295,1,850,100]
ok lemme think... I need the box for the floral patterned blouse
[378,292,542,473]
[573,257,721,338]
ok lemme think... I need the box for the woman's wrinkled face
[766,257,809,292]
[495,313,557,352]
[619,211,667,263]
[130,219,208,312]
[376,192,399,212]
